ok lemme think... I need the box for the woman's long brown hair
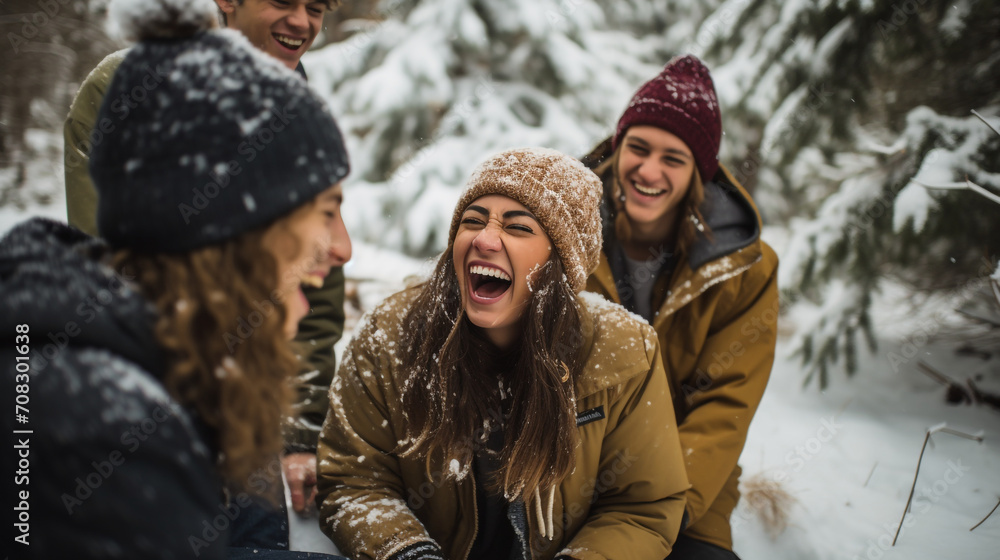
[397,249,584,503]
[594,142,713,254]
[114,225,301,492]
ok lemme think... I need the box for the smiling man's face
[216,0,330,70]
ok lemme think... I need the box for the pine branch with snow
[303,0,667,255]
[678,1,1000,386]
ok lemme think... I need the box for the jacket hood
[0,218,164,377]
[687,172,760,270]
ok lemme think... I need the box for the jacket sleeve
[18,350,226,560]
[64,50,127,236]
[561,326,690,560]
[316,309,439,560]
[678,243,779,528]
[285,266,346,453]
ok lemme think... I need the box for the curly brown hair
[114,224,301,492]
[397,249,584,504]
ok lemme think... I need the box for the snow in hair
[109,0,218,41]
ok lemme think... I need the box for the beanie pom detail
[109,0,218,41]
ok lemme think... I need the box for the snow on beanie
[448,148,603,293]
[90,0,349,253]
[612,54,722,182]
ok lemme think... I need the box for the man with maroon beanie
[583,55,780,559]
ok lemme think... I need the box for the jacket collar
[652,167,764,325]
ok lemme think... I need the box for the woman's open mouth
[468,264,512,304]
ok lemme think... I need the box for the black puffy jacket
[1,218,226,559]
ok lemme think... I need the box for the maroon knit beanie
[612,55,722,181]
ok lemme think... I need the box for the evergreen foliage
[304,0,1000,387]
[304,0,669,255]
[688,0,1000,386]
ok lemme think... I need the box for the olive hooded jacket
[583,142,779,551]
[317,287,690,560]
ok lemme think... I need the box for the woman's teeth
[633,181,666,196]
[469,265,511,282]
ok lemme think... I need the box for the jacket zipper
[655,254,761,325]
[460,475,478,560]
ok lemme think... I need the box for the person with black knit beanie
[64,0,350,528]
[582,55,780,559]
[0,1,351,558]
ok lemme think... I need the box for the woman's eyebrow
[464,205,489,216]
[503,209,538,221]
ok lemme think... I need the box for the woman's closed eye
[506,223,534,234]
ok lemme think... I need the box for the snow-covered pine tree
[685,0,1000,387]
[0,0,121,209]
[306,0,998,387]
[303,0,671,256]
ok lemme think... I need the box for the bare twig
[916,361,961,387]
[938,427,984,442]
[970,497,1000,532]
[863,462,878,488]
[916,361,1000,412]
[971,109,1000,137]
[955,308,1000,329]
[894,429,932,547]
[912,179,1000,206]
[893,424,985,546]
[917,361,973,404]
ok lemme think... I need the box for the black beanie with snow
[90,0,349,253]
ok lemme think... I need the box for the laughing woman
[582,55,780,559]
[317,148,689,560]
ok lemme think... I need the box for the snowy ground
[3,176,998,560]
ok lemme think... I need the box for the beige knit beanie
[447,148,603,293]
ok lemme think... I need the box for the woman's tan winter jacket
[316,287,690,560]
[585,147,779,551]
